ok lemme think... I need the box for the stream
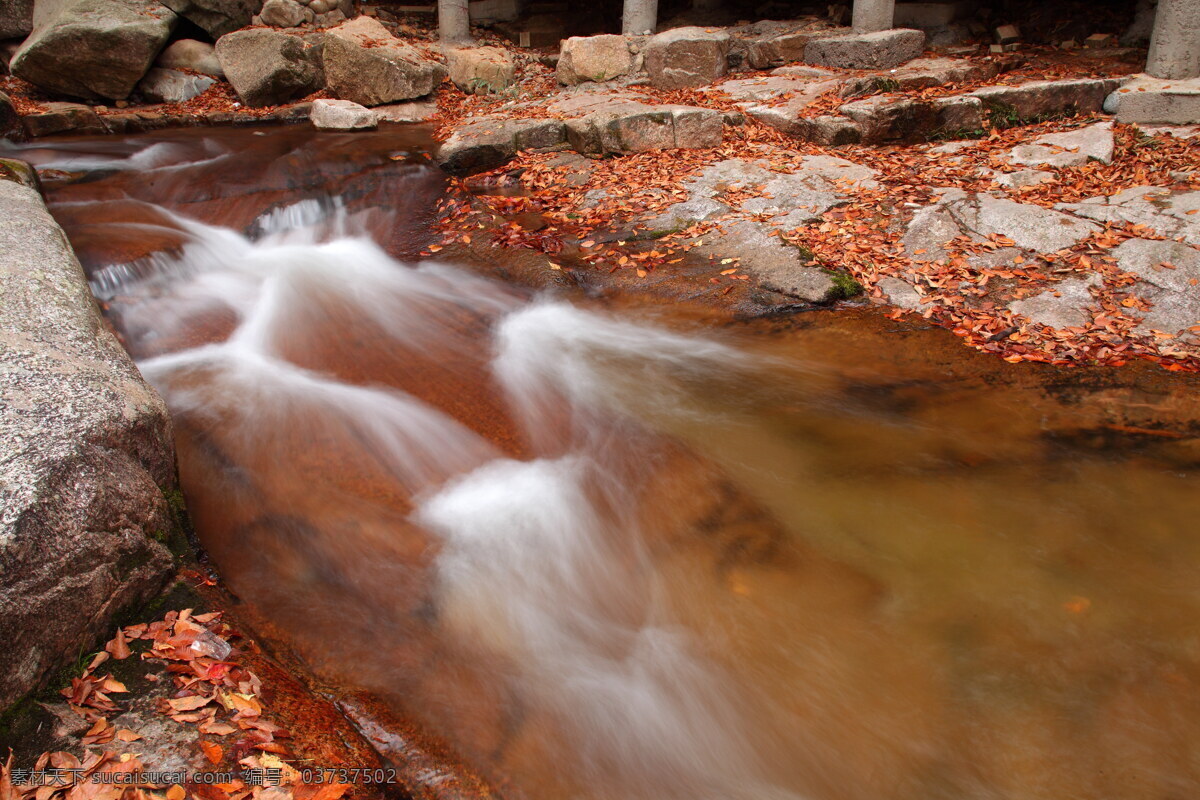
[8,125,1200,800]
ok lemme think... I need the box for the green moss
[823,268,864,300]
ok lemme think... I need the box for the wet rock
[436,117,567,175]
[136,67,216,103]
[374,99,438,123]
[21,102,107,137]
[11,0,178,101]
[905,191,1100,261]
[1112,237,1200,334]
[564,103,722,156]
[643,27,729,90]
[838,94,982,142]
[697,220,838,302]
[217,28,322,107]
[0,157,39,190]
[160,0,258,38]
[0,0,33,39]
[260,0,312,27]
[0,179,176,711]
[556,34,637,85]
[322,16,447,106]
[1057,187,1200,245]
[969,77,1126,122]
[155,39,224,78]
[1007,121,1114,168]
[1113,75,1200,125]
[804,28,926,70]
[447,46,516,94]
[1009,273,1101,329]
[310,97,376,129]
[0,91,18,140]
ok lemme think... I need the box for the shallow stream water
[9,126,1200,800]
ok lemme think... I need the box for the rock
[745,30,825,70]
[260,0,311,27]
[905,191,1100,261]
[11,0,178,101]
[839,94,982,142]
[876,275,924,310]
[556,34,637,85]
[322,16,447,106]
[374,100,438,123]
[643,27,729,90]
[1007,121,1114,168]
[1113,75,1200,125]
[159,0,257,38]
[0,0,33,39]
[1009,273,1101,329]
[1112,237,1200,334]
[969,77,1127,122]
[136,67,215,103]
[991,168,1055,189]
[1083,33,1115,49]
[155,39,224,78]
[436,117,567,175]
[216,28,322,107]
[0,91,19,141]
[1057,187,1200,245]
[0,157,39,190]
[794,114,863,144]
[0,178,176,711]
[310,97,376,129]
[994,24,1020,45]
[565,103,722,156]
[447,46,516,94]
[804,28,926,70]
[698,220,838,303]
[21,102,106,137]
[842,57,997,95]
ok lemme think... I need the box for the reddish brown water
[13,126,1200,800]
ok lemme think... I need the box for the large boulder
[0,0,34,39]
[322,16,447,106]
[447,46,516,94]
[216,28,322,107]
[643,27,729,90]
[10,0,178,101]
[160,0,258,38]
[310,97,377,129]
[155,38,224,78]
[0,176,177,712]
[556,34,637,85]
[804,28,925,70]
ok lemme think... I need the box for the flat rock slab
[1112,237,1200,334]
[436,116,566,175]
[696,220,838,302]
[1057,187,1200,245]
[969,78,1127,121]
[1007,121,1114,168]
[1009,273,1101,329]
[565,103,722,155]
[804,29,926,70]
[843,57,998,94]
[0,177,176,710]
[905,190,1101,260]
[876,275,925,310]
[838,94,982,143]
[1113,75,1200,125]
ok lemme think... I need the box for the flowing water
[10,127,1200,800]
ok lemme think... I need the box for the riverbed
[10,125,1200,800]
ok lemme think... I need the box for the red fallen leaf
[167,695,214,712]
[106,630,131,660]
[199,742,223,766]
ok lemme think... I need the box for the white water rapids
[116,197,801,800]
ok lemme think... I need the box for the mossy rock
[0,157,41,192]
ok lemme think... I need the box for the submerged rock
[0,176,177,711]
[11,0,178,101]
[322,16,447,106]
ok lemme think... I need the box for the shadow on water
[12,125,1200,800]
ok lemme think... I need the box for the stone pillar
[622,0,658,35]
[851,0,895,33]
[438,0,472,44]
[1147,0,1200,79]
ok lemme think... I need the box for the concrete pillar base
[852,0,896,33]
[1147,0,1200,80]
